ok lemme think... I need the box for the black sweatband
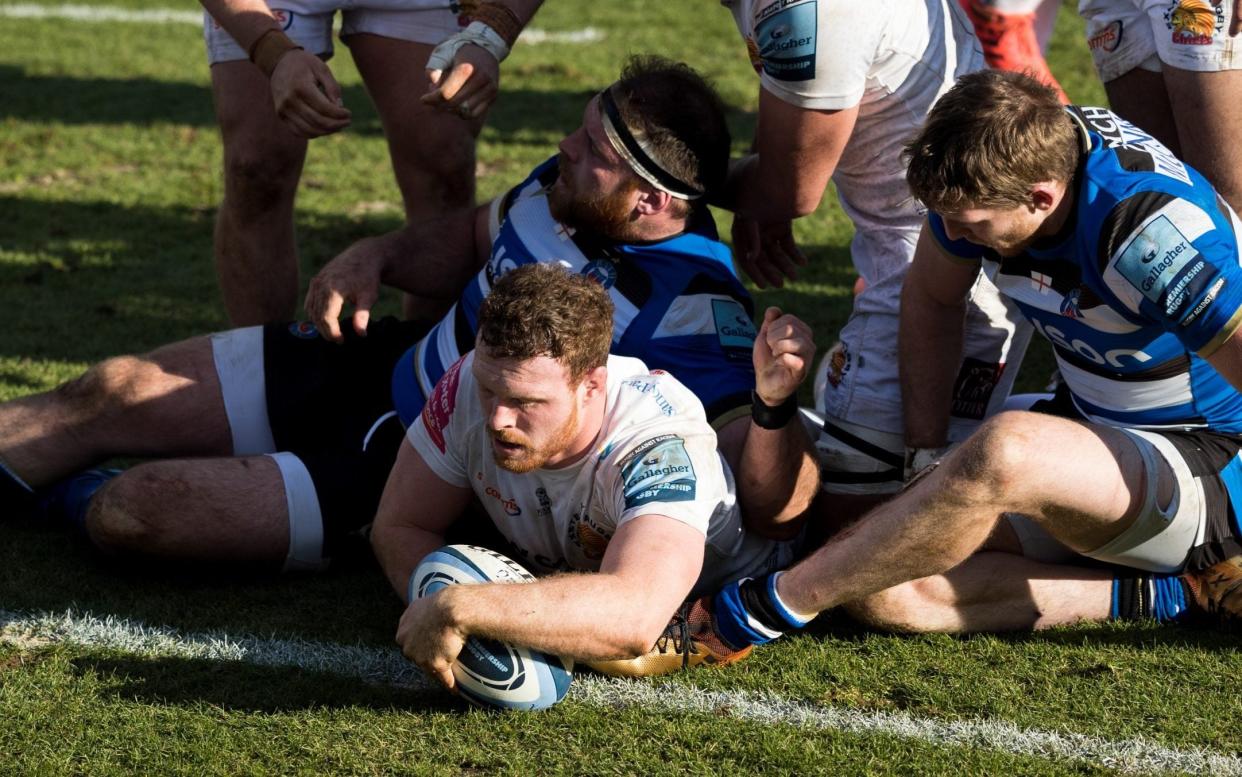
[599,87,703,199]
[751,391,798,430]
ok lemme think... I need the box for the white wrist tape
[425,21,510,73]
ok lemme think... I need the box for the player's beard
[548,165,639,241]
[490,401,581,474]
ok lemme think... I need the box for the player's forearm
[371,521,446,602]
[899,279,966,448]
[439,573,673,660]
[720,154,823,223]
[375,209,486,300]
[736,421,819,539]
[198,0,281,51]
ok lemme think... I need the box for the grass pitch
[2,1,1240,774]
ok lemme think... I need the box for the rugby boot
[1181,556,1242,626]
[585,597,752,677]
[958,0,1069,103]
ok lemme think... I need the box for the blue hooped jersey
[390,158,758,427]
[929,107,1242,432]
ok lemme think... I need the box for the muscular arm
[717,88,858,286]
[719,307,819,539]
[305,201,492,340]
[371,439,474,599]
[899,226,981,449]
[400,514,705,688]
[1203,321,1242,390]
[720,88,858,222]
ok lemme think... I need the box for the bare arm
[899,225,981,449]
[718,89,858,288]
[397,514,705,689]
[200,0,349,137]
[304,201,492,341]
[371,439,475,599]
[719,307,819,540]
[1203,321,1242,389]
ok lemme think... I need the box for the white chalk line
[0,3,602,43]
[0,608,1236,775]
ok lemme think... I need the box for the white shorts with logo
[1080,0,1242,82]
[204,0,463,65]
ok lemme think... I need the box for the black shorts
[1032,384,1242,569]
[263,317,430,555]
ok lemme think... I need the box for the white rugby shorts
[204,0,463,64]
[1080,0,1242,81]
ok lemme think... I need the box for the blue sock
[37,469,121,535]
[1111,572,1190,623]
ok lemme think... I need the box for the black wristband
[751,390,798,430]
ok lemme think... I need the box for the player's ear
[634,186,672,216]
[580,364,608,398]
[1030,182,1059,212]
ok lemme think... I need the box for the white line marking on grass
[1,608,1238,776]
[0,3,602,43]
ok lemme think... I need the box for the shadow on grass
[817,609,1240,652]
[70,653,460,713]
[0,521,404,646]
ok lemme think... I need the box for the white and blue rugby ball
[410,544,574,711]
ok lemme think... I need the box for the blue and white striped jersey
[390,157,758,427]
[929,107,1242,432]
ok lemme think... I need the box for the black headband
[600,87,703,200]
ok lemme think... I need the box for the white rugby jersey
[407,354,786,596]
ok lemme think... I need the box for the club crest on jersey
[582,259,618,289]
[567,512,611,560]
[1060,288,1085,319]
[619,435,697,509]
[1164,0,1222,45]
[825,341,850,389]
[271,8,294,29]
[755,0,817,82]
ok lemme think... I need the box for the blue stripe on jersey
[390,346,426,428]
[390,156,756,426]
[927,107,1242,433]
[1219,452,1242,537]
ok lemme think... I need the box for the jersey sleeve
[602,419,730,538]
[751,0,882,110]
[405,355,472,488]
[1099,194,1242,355]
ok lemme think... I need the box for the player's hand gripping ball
[410,545,574,710]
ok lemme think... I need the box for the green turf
[3,1,1233,774]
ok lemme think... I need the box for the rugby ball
[410,544,574,711]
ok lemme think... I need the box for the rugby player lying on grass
[693,71,1242,650]
[0,58,817,613]
[377,264,813,680]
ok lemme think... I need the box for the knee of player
[843,579,954,634]
[56,356,150,416]
[947,411,1043,500]
[84,468,167,553]
[221,146,301,207]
